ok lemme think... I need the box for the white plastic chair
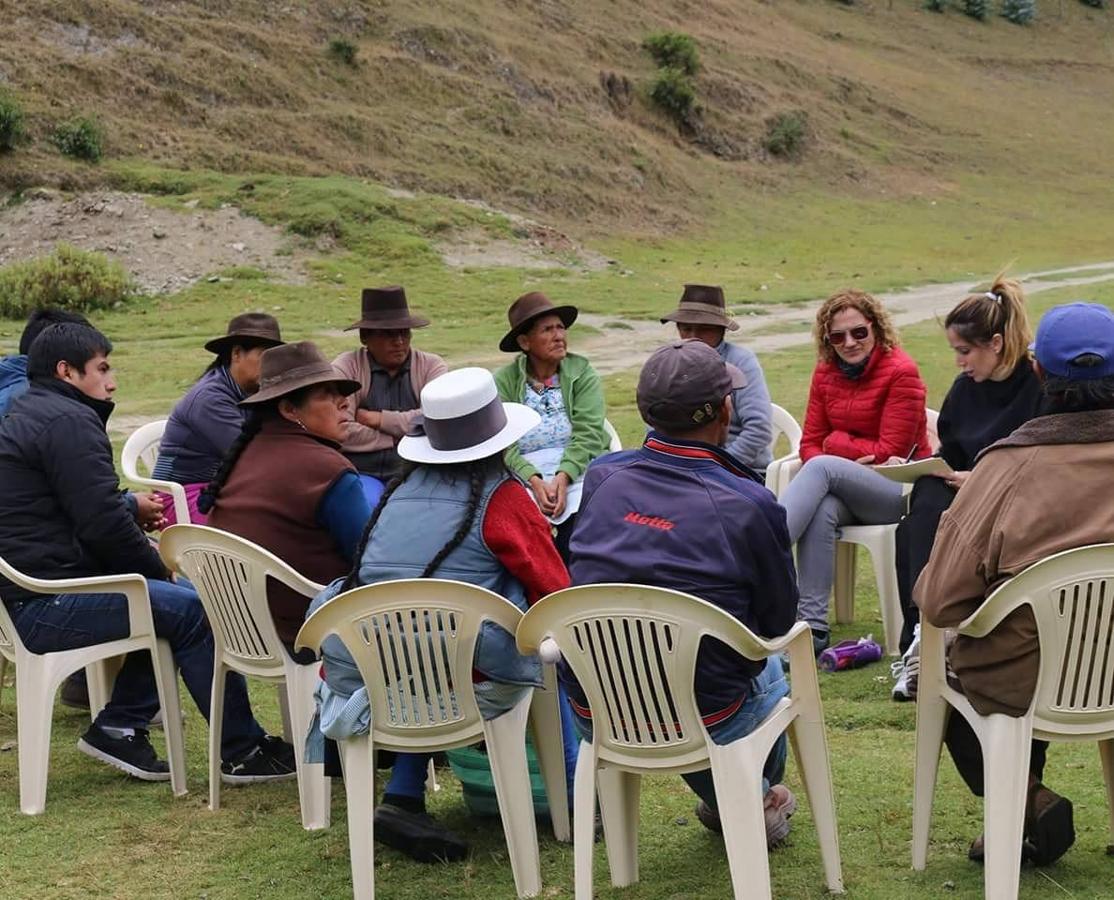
[296,578,546,899]
[122,419,191,525]
[912,543,1114,898]
[765,403,802,494]
[603,418,622,453]
[0,554,187,814]
[774,409,939,656]
[158,524,330,830]
[517,583,844,900]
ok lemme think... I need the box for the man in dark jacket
[563,339,799,848]
[0,323,294,783]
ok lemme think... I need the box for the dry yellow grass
[2,0,1114,235]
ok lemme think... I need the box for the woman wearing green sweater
[493,291,609,559]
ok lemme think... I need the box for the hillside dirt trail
[576,262,1114,376]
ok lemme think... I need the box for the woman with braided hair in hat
[304,367,577,863]
[153,312,284,524]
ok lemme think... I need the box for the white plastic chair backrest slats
[296,579,526,750]
[518,585,778,771]
[159,525,326,679]
[960,544,1114,734]
[130,423,163,477]
[1051,577,1114,712]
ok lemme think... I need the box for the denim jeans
[7,579,265,762]
[780,455,906,630]
[573,656,789,811]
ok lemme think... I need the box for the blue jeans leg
[9,580,265,762]
[384,752,434,799]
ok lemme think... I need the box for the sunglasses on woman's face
[826,325,871,345]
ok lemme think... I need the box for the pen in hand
[904,443,919,463]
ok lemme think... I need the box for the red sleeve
[482,479,570,605]
[799,366,830,462]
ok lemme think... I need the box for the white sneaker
[891,625,920,702]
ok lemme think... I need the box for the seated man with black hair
[561,339,800,848]
[0,322,295,783]
[917,301,1114,866]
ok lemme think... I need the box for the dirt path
[575,262,1114,376]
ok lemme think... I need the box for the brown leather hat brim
[660,307,739,331]
[204,333,286,354]
[499,305,579,352]
[344,315,430,332]
[241,372,361,405]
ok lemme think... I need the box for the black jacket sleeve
[37,409,167,581]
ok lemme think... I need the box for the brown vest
[207,417,355,645]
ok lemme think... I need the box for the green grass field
[2,266,1113,898]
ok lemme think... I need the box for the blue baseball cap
[1031,302,1114,380]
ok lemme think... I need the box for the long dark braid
[343,455,505,589]
[341,465,415,591]
[197,408,266,514]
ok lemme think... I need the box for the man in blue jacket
[0,308,91,416]
[0,323,295,784]
[564,339,799,847]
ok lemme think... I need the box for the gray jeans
[780,455,906,630]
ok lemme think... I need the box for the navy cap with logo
[1032,302,1114,380]
[637,339,746,432]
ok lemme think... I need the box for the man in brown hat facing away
[661,285,774,476]
[332,287,448,493]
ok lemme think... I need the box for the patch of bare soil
[0,191,311,294]
[435,204,613,271]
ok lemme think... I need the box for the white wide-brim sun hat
[398,367,541,465]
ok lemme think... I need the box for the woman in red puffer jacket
[780,289,929,654]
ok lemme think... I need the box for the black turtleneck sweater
[936,361,1044,471]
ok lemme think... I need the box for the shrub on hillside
[924,0,947,11]
[0,244,135,318]
[763,111,809,158]
[328,38,358,66]
[649,68,698,128]
[642,32,699,76]
[0,94,25,152]
[1001,0,1036,22]
[964,0,990,17]
[51,117,104,162]
[1079,0,1105,7]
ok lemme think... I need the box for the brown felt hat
[241,341,361,405]
[345,286,431,331]
[499,292,579,352]
[660,284,739,332]
[204,312,285,355]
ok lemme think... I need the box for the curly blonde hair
[813,289,899,363]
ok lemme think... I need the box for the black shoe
[77,725,170,781]
[60,673,90,711]
[1025,782,1075,866]
[221,735,297,785]
[374,803,470,863]
[695,799,723,834]
[812,629,831,657]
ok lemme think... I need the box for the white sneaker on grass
[891,624,920,702]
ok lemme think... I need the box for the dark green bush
[1079,0,1105,8]
[763,111,809,158]
[964,0,990,18]
[649,68,697,127]
[642,32,699,76]
[0,244,135,318]
[1001,0,1036,22]
[328,38,358,66]
[0,94,25,152]
[52,117,104,162]
[924,0,947,11]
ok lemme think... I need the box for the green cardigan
[493,352,609,483]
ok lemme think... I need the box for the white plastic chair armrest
[131,477,191,526]
[955,591,1028,640]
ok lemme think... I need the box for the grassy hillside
[3,0,1114,236]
